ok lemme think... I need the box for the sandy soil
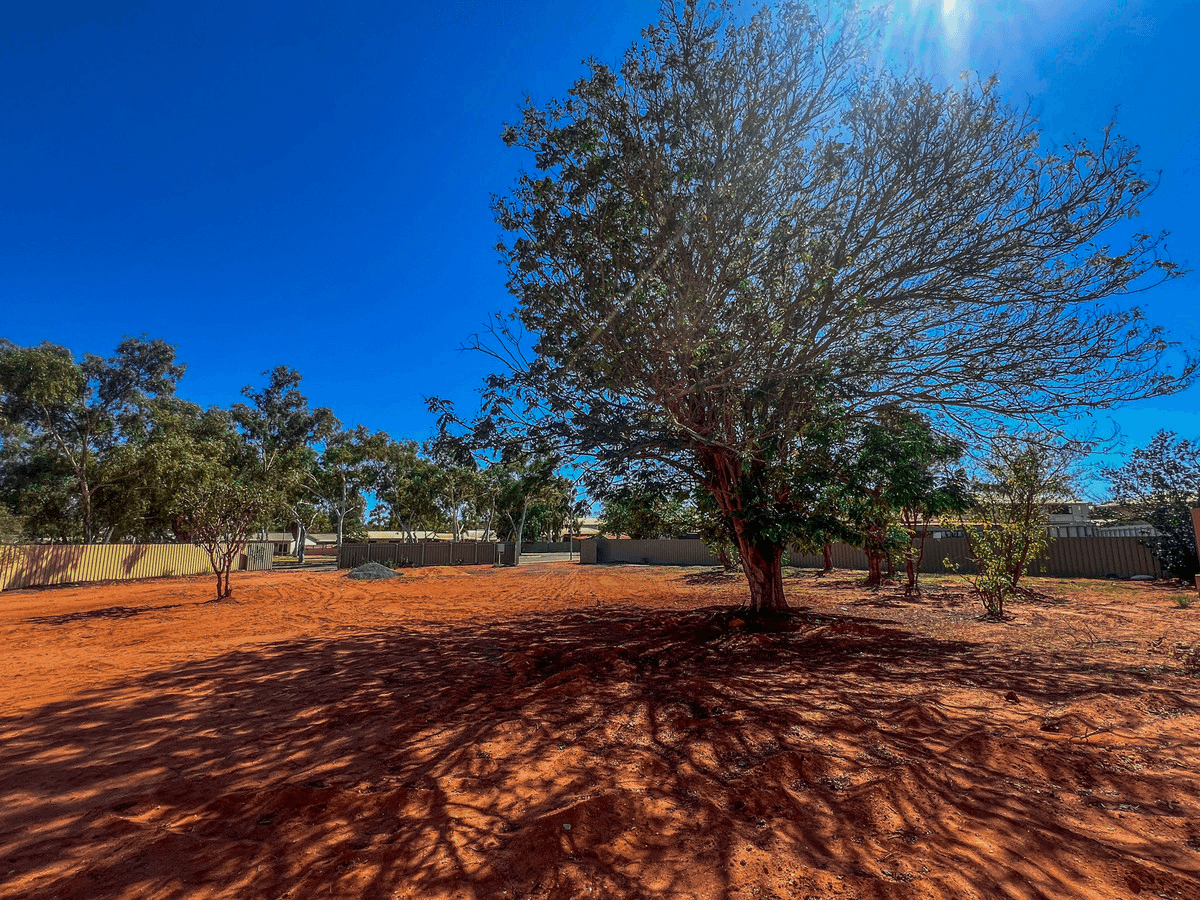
[1,563,1198,900]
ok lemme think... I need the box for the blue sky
[1,0,1196,495]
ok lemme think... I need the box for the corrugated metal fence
[520,541,572,553]
[581,536,1161,579]
[2,543,188,592]
[589,538,722,566]
[338,541,516,569]
[0,541,274,591]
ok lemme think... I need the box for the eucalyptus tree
[369,438,443,539]
[0,336,185,542]
[426,421,480,542]
[232,366,336,561]
[111,401,244,541]
[314,426,385,547]
[487,446,565,558]
[482,0,1190,612]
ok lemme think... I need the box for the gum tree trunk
[702,448,790,613]
[822,541,833,573]
[734,530,788,612]
[865,550,884,585]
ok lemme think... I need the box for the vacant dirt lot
[1,564,1198,900]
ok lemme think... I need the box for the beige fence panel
[0,543,216,592]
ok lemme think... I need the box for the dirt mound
[343,561,400,580]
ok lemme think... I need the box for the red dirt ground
[1,563,1198,900]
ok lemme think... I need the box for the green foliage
[0,503,21,543]
[1102,431,1200,581]
[599,485,694,539]
[481,0,1186,611]
[232,367,336,561]
[178,476,267,599]
[425,416,480,542]
[314,426,385,546]
[0,336,187,542]
[843,412,971,590]
[964,439,1076,620]
[369,438,443,537]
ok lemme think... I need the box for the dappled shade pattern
[0,567,1198,899]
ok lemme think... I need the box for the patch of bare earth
[0,565,1198,899]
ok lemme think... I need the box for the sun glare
[943,0,957,14]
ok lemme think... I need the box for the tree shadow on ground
[1,604,1198,899]
[24,603,190,626]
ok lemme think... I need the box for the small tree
[179,479,266,600]
[964,440,1075,619]
[1102,430,1200,581]
[872,414,972,593]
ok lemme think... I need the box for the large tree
[232,367,336,561]
[0,336,185,542]
[482,1,1189,612]
[368,437,443,539]
[314,426,384,547]
[1103,431,1200,580]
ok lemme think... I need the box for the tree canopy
[482,0,1191,610]
[1103,431,1200,580]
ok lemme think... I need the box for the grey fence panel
[242,542,274,571]
[520,541,572,553]
[593,538,720,566]
[919,538,974,574]
[579,535,1163,579]
[1045,536,1160,578]
[337,541,511,569]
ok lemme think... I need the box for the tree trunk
[514,497,530,563]
[79,477,93,543]
[737,539,788,612]
[866,550,883,585]
[336,481,347,548]
[907,525,929,594]
[822,541,833,573]
[295,520,307,564]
